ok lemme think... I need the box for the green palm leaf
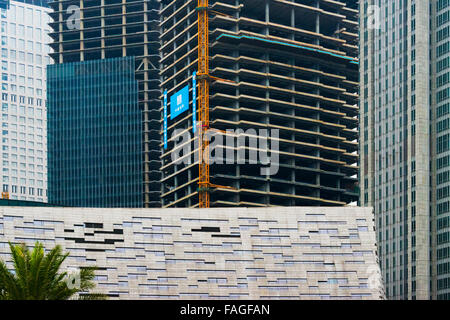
[0,241,107,300]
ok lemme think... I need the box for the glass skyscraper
[0,0,51,203]
[47,57,142,207]
[47,0,161,207]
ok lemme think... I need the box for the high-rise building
[47,57,143,207]
[358,0,445,300]
[0,0,51,203]
[160,0,359,208]
[47,0,161,207]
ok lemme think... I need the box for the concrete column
[315,0,320,46]
[80,0,84,61]
[101,0,105,59]
[59,0,63,63]
[290,6,295,41]
[122,0,126,57]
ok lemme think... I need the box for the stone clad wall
[0,206,384,300]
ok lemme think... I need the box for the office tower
[0,0,51,203]
[160,0,359,208]
[358,0,443,299]
[47,0,161,207]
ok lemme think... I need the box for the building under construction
[160,0,359,208]
[47,0,161,207]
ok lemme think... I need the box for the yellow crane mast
[197,0,210,208]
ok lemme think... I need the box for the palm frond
[0,241,104,300]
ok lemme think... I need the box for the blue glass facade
[8,0,48,8]
[47,57,143,208]
[0,0,9,9]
